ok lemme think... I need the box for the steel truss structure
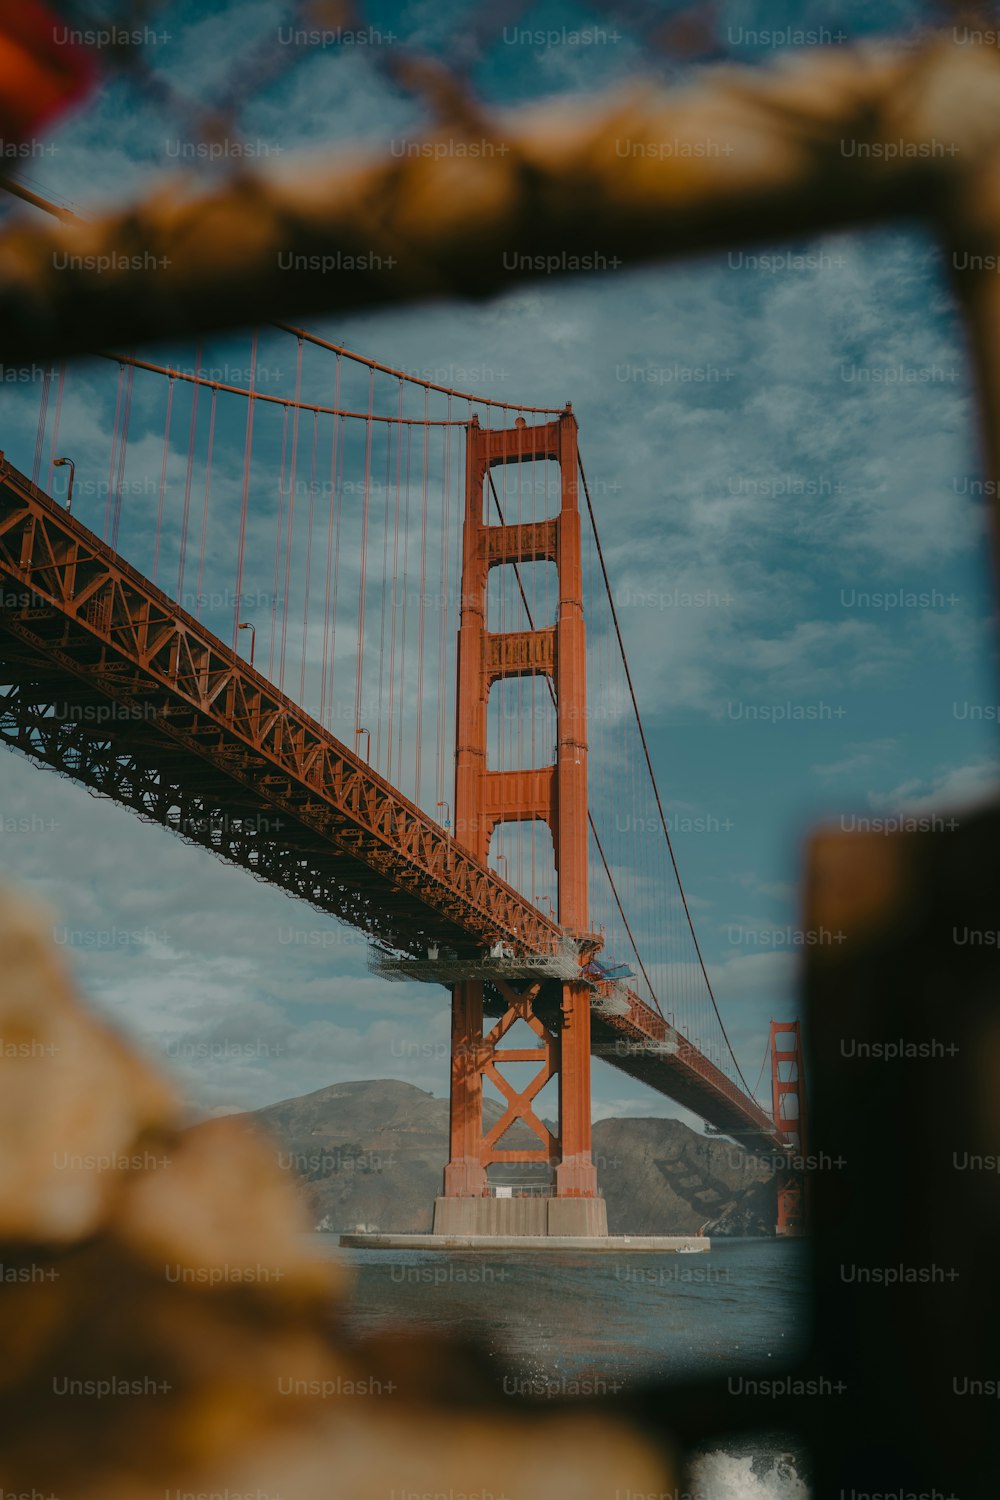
[0,449,783,1158]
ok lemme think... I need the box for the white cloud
[1,2,994,1126]
[868,758,1000,814]
[813,738,898,778]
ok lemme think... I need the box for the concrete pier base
[338,1194,713,1252]
[430,1195,609,1238]
[545,1196,608,1237]
[339,1231,710,1253]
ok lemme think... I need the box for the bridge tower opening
[433,408,608,1237]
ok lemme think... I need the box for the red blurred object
[0,0,96,144]
[649,2,723,61]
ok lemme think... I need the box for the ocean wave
[690,1448,809,1500]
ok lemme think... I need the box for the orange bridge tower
[770,1019,808,1236]
[432,408,608,1237]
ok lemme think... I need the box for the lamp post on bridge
[436,800,451,833]
[53,456,74,511]
[355,726,370,762]
[237,621,256,668]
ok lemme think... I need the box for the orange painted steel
[274,323,566,413]
[0,451,561,957]
[0,448,789,1160]
[442,411,599,1200]
[100,352,467,425]
[770,1019,808,1236]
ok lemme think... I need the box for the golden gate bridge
[0,325,805,1235]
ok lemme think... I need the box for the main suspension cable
[578,453,753,1096]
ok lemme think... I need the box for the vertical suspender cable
[319,357,340,725]
[300,410,319,706]
[32,368,51,487]
[232,331,258,649]
[279,337,304,691]
[175,344,201,600]
[326,411,345,723]
[396,421,412,789]
[321,355,343,724]
[153,377,175,587]
[47,363,65,492]
[414,388,429,801]
[387,379,404,774]
[375,413,393,769]
[104,364,124,540]
[111,361,135,552]
[355,370,375,758]
[437,396,452,819]
[269,404,289,679]
[195,388,217,620]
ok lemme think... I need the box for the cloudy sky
[0,0,997,1135]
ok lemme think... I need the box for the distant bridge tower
[433,407,608,1237]
[770,1019,807,1236]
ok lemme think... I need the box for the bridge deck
[0,455,782,1156]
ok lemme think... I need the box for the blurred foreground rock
[0,886,671,1500]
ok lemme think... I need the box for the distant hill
[592,1115,776,1236]
[242,1079,776,1236]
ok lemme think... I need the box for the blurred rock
[0,887,178,1242]
[0,886,673,1499]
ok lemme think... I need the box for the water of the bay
[316,1235,812,1499]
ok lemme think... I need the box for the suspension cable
[751,1030,773,1110]
[0,175,563,417]
[96,352,466,423]
[578,453,753,1095]
[275,323,565,411]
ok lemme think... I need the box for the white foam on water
[689,1450,810,1500]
